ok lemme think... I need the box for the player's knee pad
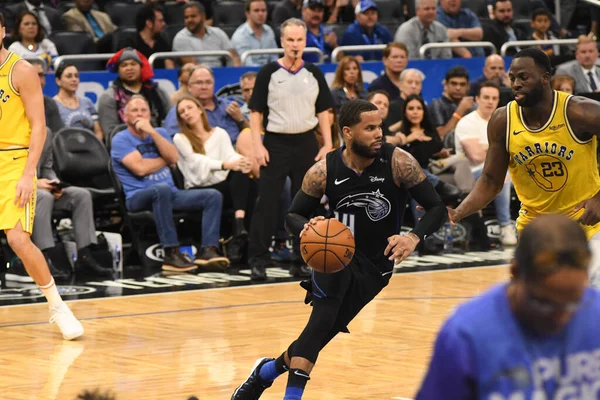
[291,300,341,363]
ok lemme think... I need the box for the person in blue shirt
[111,95,230,273]
[340,0,392,61]
[416,213,600,399]
[301,0,338,63]
[436,0,484,58]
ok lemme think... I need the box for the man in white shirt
[454,80,517,245]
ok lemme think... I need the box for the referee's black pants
[248,131,319,264]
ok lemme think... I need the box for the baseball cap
[355,0,378,14]
[303,0,325,8]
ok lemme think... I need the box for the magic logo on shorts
[511,141,574,192]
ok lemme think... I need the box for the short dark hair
[185,1,206,15]
[338,100,379,131]
[0,12,5,29]
[514,214,591,283]
[367,89,390,102]
[531,7,550,21]
[14,10,44,43]
[445,66,469,82]
[55,61,77,79]
[26,57,47,72]
[245,0,267,12]
[513,47,552,74]
[477,80,500,97]
[492,0,511,10]
[136,4,163,32]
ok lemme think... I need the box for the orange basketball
[300,218,355,273]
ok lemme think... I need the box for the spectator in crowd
[171,63,198,105]
[302,0,338,63]
[98,48,171,137]
[324,0,357,24]
[483,0,527,57]
[468,54,510,96]
[53,62,104,141]
[61,0,116,52]
[436,0,484,58]
[368,89,393,137]
[394,0,452,60]
[551,74,575,94]
[111,95,228,271]
[5,0,62,36]
[429,66,475,141]
[33,128,113,278]
[173,96,254,262]
[555,35,600,94]
[239,71,257,120]
[272,0,303,24]
[367,42,408,100]
[232,0,278,67]
[529,8,561,57]
[173,2,241,67]
[330,56,367,112]
[121,4,174,70]
[247,18,334,280]
[9,11,58,68]
[28,58,64,135]
[341,0,393,61]
[387,68,426,135]
[454,81,516,245]
[164,65,247,144]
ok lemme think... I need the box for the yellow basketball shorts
[0,149,36,234]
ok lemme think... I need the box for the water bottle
[443,222,453,253]
[71,252,77,266]
[113,245,120,273]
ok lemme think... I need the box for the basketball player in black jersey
[231,100,447,400]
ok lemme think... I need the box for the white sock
[40,278,63,309]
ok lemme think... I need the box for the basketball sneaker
[49,302,84,340]
[231,357,275,400]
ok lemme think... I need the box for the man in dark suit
[482,0,528,56]
[6,0,62,35]
[555,35,600,95]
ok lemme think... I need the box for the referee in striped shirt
[248,18,334,280]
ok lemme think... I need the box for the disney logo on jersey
[369,176,385,183]
[336,189,391,222]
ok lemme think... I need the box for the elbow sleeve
[285,190,322,236]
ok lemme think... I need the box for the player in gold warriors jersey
[448,47,600,288]
[0,13,83,339]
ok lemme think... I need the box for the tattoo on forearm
[302,160,327,197]
[392,149,426,188]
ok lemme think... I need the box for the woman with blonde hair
[174,96,253,261]
[330,56,367,112]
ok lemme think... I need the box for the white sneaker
[49,302,84,340]
[500,225,518,246]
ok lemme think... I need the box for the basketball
[300,218,355,273]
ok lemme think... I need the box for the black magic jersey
[325,143,407,271]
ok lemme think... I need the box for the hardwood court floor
[0,265,509,400]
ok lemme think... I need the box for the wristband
[406,232,419,245]
[453,112,462,121]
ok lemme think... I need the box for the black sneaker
[163,250,198,272]
[249,257,268,281]
[289,264,311,278]
[195,246,230,270]
[75,254,112,277]
[222,234,248,264]
[5,258,34,283]
[48,256,72,280]
[231,357,274,400]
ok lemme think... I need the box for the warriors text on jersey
[0,52,31,148]
[506,90,600,238]
[325,143,406,271]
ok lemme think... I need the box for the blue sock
[283,368,310,400]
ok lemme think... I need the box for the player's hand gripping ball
[300,217,355,273]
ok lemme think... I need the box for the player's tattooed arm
[391,148,426,189]
[301,159,327,197]
[567,97,600,141]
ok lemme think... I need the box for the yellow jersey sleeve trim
[517,91,558,133]
[564,94,592,145]
[8,57,22,97]
[505,102,512,152]
[0,52,14,71]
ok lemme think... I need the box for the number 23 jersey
[506,90,600,238]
